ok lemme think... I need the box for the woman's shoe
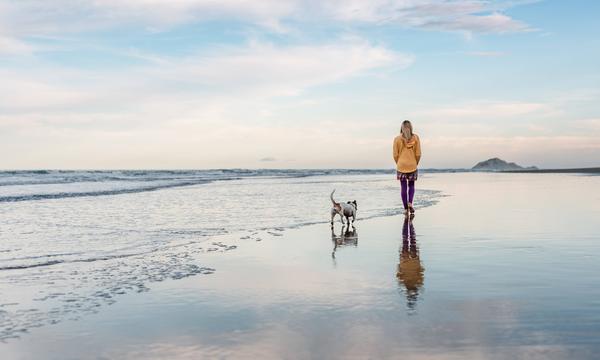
[408,204,415,214]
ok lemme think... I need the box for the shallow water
[2,172,600,359]
[0,171,441,342]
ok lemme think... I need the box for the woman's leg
[408,180,415,205]
[400,179,408,209]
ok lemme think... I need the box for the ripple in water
[0,241,218,341]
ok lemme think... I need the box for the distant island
[472,158,538,171]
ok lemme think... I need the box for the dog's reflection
[397,215,424,311]
[331,225,358,261]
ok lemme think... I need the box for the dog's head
[347,200,357,210]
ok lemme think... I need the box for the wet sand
[2,173,600,359]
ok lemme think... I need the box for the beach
[3,1,599,358]
[1,172,600,359]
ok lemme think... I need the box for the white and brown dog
[330,189,357,226]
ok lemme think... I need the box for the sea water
[0,170,442,340]
[2,171,599,359]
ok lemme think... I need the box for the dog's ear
[353,200,357,208]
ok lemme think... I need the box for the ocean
[2,170,599,359]
[0,170,442,341]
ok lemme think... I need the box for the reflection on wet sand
[397,215,424,311]
[331,225,358,261]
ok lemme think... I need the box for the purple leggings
[400,179,415,209]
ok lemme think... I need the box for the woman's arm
[415,136,421,165]
[393,137,400,164]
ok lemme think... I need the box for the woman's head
[401,120,413,140]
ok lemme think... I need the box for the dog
[330,189,357,226]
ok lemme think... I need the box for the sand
[2,173,600,359]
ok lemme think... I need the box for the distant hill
[472,158,538,171]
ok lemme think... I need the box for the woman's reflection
[397,215,424,311]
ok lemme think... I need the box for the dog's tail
[330,189,339,206]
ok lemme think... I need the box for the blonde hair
[401,120,413,140]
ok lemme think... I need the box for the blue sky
[0,0,598,169]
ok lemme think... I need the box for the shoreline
[501,167,600,173]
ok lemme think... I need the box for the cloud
[575,118,600,132]
[259,157,277,162]
[326,1,532,33]
[151,40,411,97]
[0,0,534,43]
[422,135,600,168]
[0,35,34,55]
[0,37,412,168]
[0,39,410,113]
[426,135,600,150]
[0,37,403,110]
[421,12,530,33]
[413,101,552,119]
[0,70,95,111]
[0,0,296,35]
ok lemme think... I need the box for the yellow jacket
[393,134,421,173]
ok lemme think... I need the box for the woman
[393,120,421,215]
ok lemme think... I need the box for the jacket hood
[402,136,416,148]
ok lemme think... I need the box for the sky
[0,0,598,169]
